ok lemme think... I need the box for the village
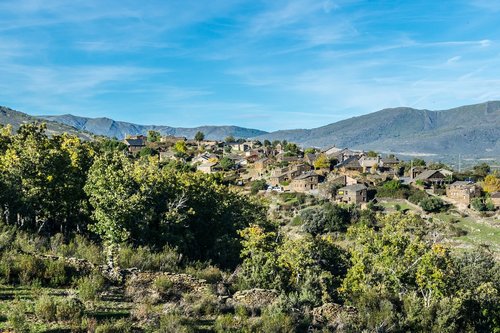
[123,131,500,215]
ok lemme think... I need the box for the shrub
[156,314,194,333]
[184,264,223,284]
[76,272,105,302]
[44,259,68,287]
[153,275,174,294]
[408,190,428,205]
[16,254,45,285]
[56,297,85,322]
[419,197,446,213]
[6,299,30,333]
[34,294,57,322]
[119,245,180,272]
[251,180,267,194]
[182,291,221,316]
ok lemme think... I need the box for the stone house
[446,181,481,205]
[124,136,146,154]
[490,192,500,208]
[290,171,320,193]
[336,184,368,204]
[197,161,219,174]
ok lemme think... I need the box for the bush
[6,300,30,333]
[156,314,194,333]
[419,197,446,213]
[184,264,223,284]
[16,254,45,285]
[119,245,180,272]
[76,272,105,302]
[251,180,267,194]
[408,190,428,205]
[94,319,133,333]
[182,291,221,316]
[34,294,57,322]
[44,259,68,287]
[56,297,85,322]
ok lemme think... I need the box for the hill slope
[40,114,268,140]
[255,101,500,156]
[0,106,93,140]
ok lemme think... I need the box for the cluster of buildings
[123,135,500,210]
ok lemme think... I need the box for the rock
[310,303,357,329]
[229,288,279,310]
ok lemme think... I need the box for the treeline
[0,123,266,269]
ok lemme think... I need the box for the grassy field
[0,284,134,332]
[436,212,500,255]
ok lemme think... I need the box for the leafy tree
[139,147,156,157]
[301,203,351,235]
[482,174,500,193]
[284,143,300,156]
[194,131,205,142]
[304,148,316,154]
[84,151,144,276]
[263,140,271,147]
[473,163,490,178]
[224,135,235,143]
[419,197,445,212]
[366,151,378,157]
[147,130,161,142]
[251,180,267,194]
[313,153,330,169]
[219,157,235,171]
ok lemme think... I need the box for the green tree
[194,131,205,143]
[419,197,445,212]
[219,157,235,171]
[225,135,235,143]
[84,151,145,277]
[313,153,330,169]
[366,151,378,157]
[147,130,161,142]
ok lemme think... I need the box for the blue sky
[1,0,500,131]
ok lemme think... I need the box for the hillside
[0,106,93,140]
[40,114,268,140]
[255,101,500,157]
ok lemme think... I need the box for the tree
[473,163,490,178]
[174,140,187,154]
[482,175,500,193]
[194,131,205,143]
[84,151,145,277]
[313,153,330,169]
[147,130,161,143]
[219,157,235,171]
[304,148,316,154]
[263,140,271,147]
[419,197,445,212]
[225,135,235,143]
[366,151,378,157]
[251,180,267,194]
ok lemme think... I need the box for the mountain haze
[255,101,500,157]
[40,114,268,140]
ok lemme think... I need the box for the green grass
[436,213,500,254]
[378,200,414,212]
[0,284,134,331]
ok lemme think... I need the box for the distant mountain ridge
[0,106,93,140]
[2,102,500,158]
[255,101,500,157]
[39,114,268,140]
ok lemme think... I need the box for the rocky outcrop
[229,288,279,311]
[310,303,357,329]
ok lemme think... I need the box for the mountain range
[255,101,500,157]
[1,101,500,158]
[39,114,268,140]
